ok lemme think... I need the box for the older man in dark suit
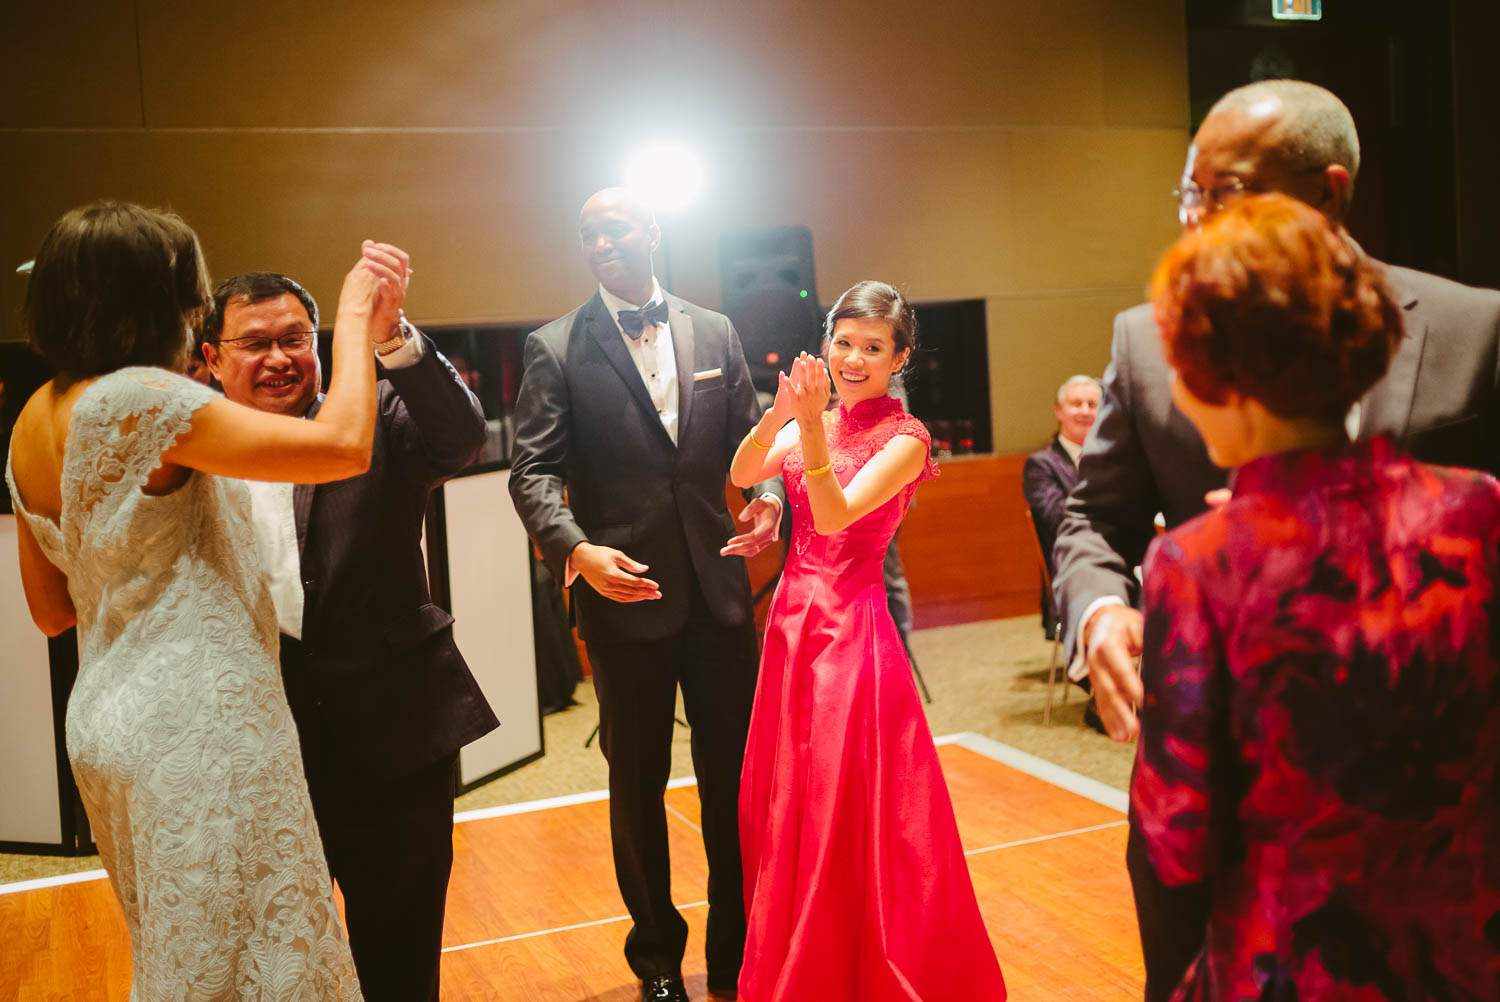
[202,264,499,1002]
[1022,374,1100,637]
[508,188,782,1002]
[1050,79,1500,1002]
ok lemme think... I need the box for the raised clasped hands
[338,241,412,339]
[784,352,831,428]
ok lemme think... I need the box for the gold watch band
[375,319,413,356]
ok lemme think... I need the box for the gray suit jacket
[1052,263,1500,659]
[508,291,778,645]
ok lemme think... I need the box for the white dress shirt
[246,478,304,638]
[246,331,426,639]
[598,279,680,444]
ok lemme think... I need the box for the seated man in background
[1022,374,1100,638]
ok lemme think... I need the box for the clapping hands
[779,352,831,429]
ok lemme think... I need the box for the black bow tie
[617,299,669,339]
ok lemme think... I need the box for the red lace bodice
[781,395,938,558]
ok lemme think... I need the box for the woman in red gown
[729,281,1007,1002]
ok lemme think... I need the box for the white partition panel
[0,515,65,846]
[441,471,541,786]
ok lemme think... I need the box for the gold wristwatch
[375,318,414,356]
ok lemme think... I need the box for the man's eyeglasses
[214,331,317,356]
[1174,164,1329,226]
[1172,177,1249,226]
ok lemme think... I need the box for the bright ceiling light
[624,142,705,213]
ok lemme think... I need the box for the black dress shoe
[1083,695,1107,735]
[640,974,689,1002]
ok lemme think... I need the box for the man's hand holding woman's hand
[337,241,411,338]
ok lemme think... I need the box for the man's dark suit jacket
[508,291,768,645]
[1022,434,1077,576]
[287,338,499,779]
[1023,434,1077,637]
[1053,264,1500,661]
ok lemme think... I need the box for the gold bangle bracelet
[747,431,772,450]
[805,461,833,476]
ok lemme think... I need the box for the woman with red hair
[1132,193,1500,1001]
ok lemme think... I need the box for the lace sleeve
[887,413,940,485]
[67,367,218,518]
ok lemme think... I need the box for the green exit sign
[1273,0,1322,18]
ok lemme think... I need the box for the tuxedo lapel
[1360,273,1423,441]
[670,296,696,447]
[585,294,673,447]
[1050,435,1074,469]
[293,484,314,556]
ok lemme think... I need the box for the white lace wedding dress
[6,367,362,1001]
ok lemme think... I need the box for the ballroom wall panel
[0,517,64,848]
[0,0,1189,453]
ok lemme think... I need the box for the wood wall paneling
[900,453,1040,627]
[114,0,1189,132]
[1,0,1188,623]
[0,3,142,128]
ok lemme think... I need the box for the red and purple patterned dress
[1132,436,1500,1002]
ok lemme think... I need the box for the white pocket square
[693,368,723,381]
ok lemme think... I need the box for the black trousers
[585,588,760,991]
[1127,818,1210,1002]
[282,640,458,1002]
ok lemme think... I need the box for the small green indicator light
[799,289,808,298]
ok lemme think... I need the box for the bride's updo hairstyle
[24,200,211,377]
[823,280,918,355]
[1150,193,1401,423]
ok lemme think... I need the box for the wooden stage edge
[0,733,1146,1002]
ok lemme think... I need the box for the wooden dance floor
[0,736,1144,1000]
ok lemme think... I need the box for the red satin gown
[738,395,1007,1002]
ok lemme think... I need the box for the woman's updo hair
[824,280,918,354]
[23,200,211,377]
[1150,193,1401,422]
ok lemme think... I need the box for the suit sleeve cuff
[1068,595,1127,682]
[375,323,427,369]
[759,493,783,541]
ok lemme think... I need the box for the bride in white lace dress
[6,201,406,1001]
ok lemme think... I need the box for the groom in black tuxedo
[202,266,499,1002]
[509,188,783,1002]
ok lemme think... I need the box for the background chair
[1023,506,1068,725]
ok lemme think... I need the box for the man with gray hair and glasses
[1049,78,1500,1002]
[1022,374,1100,639]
